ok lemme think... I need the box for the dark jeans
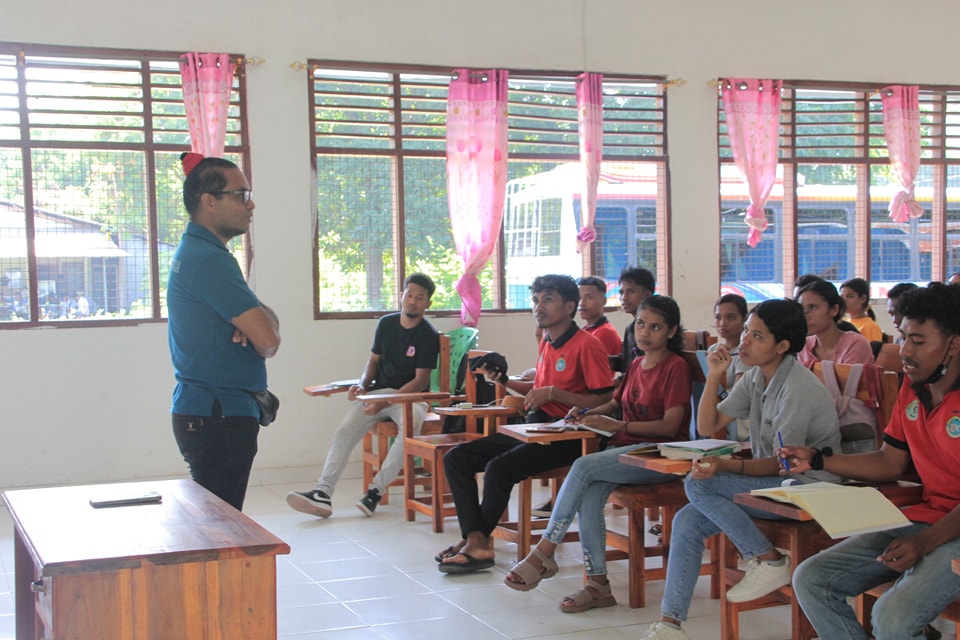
[443,430,582,539]
[172,412,259,511]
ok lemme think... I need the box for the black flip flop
[438,552,495,574]
[434,545,459,563]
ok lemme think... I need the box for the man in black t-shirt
[287,273,439,519]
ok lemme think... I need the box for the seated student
[796,279,874,368]
[886,282,918,345]
[640,299,841,640]
[948,272,960,286]
[611,266,656,373]
[707,293,750,440]
[287,273,438,518]
[577,276,623,359]
[502,295,692,612]
[791,274,859,334]
[436,274,613,574]
[786,283,960,640]
[840,277,884,343]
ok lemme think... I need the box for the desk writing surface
[2,479,289,577]
[617,450,693,475]
[432,405,520,418]
[355,391,450,403]
[498,423,598,445]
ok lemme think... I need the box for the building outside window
[0,43,249,325]
[310,63,669,316]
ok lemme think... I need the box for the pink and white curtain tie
[722,78,783,247]
[881,85,923,223]
[179,52,236,157]
[446,69,509,326]
[576,72,603,251]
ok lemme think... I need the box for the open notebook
[750,482,912,539]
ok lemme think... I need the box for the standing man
[287,273,439,518]
[436,274,613,573]
[787,283,960,640]
[578,276,623,358]
[613,266,656,373]
[167,153,280,511]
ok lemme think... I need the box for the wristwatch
[810,446,834,471]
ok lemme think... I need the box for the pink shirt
[798,330,874,368]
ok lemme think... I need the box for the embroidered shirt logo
[406,346,416,357]
[947,415,960,439]
[905,399,920,422]
[555,357,567,372]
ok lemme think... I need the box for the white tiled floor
[0,477,954,639]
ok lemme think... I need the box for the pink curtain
[446,69,509,326]
[722,78,782,247]
[575,72,604,252]
[882,85,923,223]
[179,53,236,156]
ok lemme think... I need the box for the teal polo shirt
[167,222,265,417]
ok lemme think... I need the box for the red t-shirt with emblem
[883,382,960,524]
[534,324,614,419]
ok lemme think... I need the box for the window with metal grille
[719,81,960,303]
[0,43,248,326]
[310,62,668,316]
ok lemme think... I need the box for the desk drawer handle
[30,579,45,593]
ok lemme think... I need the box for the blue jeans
[661,471,791,621]
[541,445,676,575]
[794,523,960,639]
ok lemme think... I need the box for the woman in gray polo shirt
[640,298,841,640]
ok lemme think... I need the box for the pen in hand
[565,407,589,423]
[777,430,791,472]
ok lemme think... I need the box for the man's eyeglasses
[210,189,253,203]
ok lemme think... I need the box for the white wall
[1,0,953,488]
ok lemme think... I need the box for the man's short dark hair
[577,276,607,295]
[716,293,748,319]
[619,266,656,293]
[182,155,240,218]
[750,298,808,355]
[898,283,960,336]
[403,272,436,299]
[531,274,579,318]
[887,282,918,300]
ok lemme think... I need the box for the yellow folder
[750,482,912,539]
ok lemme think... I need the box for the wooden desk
[498,423,599,455]
[618,450,695,476]
[302,379,358,397]
[3,479,290,640]
[356,391,450,437]
[432,405,520,435]
[733,481,924,523]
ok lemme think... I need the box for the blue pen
[777,430,791,472]
[565,407,589,423]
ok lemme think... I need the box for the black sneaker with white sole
[286,489,332,518]
[356,488,382,516]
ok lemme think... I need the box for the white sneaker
[725,555,791,603]
[639,621,691,640]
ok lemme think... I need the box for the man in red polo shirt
[436,274,614,574]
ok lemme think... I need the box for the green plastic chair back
[429,327,480,393]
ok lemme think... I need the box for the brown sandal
[560,578,617,613]
[504,548,559,591]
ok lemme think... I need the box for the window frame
[0,42,251,329]
[718,78,960,299]
[309,60,669,319]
